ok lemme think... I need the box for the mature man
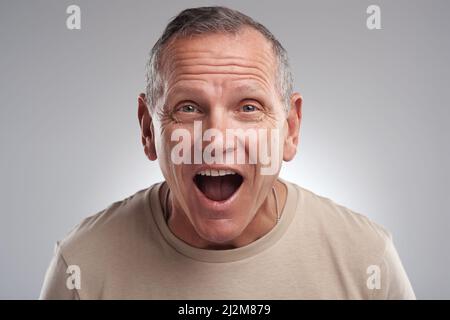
[40,6,415,299]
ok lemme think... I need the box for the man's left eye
[241,104,258,112]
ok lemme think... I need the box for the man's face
[144,28,300,244]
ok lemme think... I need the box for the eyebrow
[166,85,204,98]
[232,83,267,94]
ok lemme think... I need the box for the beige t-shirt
[40,179,415,299]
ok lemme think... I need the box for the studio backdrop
[0,0,449,299]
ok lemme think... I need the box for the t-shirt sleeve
[39,242,80,300]
[374,236,416,300]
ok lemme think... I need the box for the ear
[138,93,157,161]
[283,92,302,161]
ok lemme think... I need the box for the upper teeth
[197,169,237,176]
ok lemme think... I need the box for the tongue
[197,175,241,201]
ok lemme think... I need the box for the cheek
[157,125,195,176]
[153,125,177,177]
[245,124,284,166]
[157,124,181,161]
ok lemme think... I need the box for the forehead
[159,27,278,92]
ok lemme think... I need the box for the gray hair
[145,6,293,116]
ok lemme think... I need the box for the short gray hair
[145,6,293,115]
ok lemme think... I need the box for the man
[40,6,415,299]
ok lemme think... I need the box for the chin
[195,218,245,245]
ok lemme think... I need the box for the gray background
[0,0,449,299]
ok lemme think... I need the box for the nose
[201,105,235,162]
[204,105,230,132]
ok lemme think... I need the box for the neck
[159,179,287,250]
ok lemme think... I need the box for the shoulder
[287,180,392,264]
[56,182,162,267]
[40,182,165,299]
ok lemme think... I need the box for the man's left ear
[283,93,303,161]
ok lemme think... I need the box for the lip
[192,170,245,215]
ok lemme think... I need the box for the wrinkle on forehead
[159,28,278,94]
[166,78,270,104]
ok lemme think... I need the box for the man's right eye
[177,104,199,113]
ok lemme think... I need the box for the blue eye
[179,105,199,113]
[241,104,258,112]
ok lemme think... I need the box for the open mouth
[193,169,244,202]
